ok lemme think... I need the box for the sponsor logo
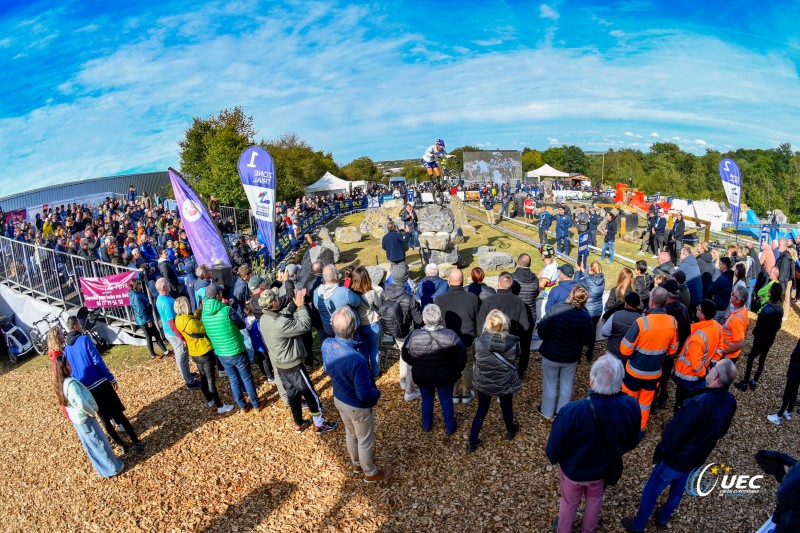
[686,463,763,497]
[181,199,203,223]
[257,191,271,204]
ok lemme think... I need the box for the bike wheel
[29,330,46,355]
[8,349,17,364]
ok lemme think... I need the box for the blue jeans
[73,418,124,478]
[632,461,690,530]
[556,234,570,254]
[358,323,381,378]
[419,385,457,433]
[219,353,260,409]
[240,329,255,363]
[601,241,615,261]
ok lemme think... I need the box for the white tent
[304,172,352,197]
[529,164,570,178]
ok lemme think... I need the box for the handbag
[587,397,623,486]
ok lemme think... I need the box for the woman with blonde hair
[603,267,634,313]
[350,266,383,378]
[468,310,522,452]
[537,285,595,420]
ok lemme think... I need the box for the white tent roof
[304,172,351,193]
[529,164,570,178]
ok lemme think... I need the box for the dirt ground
[1,306,799,532]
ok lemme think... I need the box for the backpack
[378,296,410,338]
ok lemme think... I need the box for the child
[244,303,275,384]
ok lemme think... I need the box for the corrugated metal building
[0,171,170,211]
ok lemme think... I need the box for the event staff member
[671,300,721,410]
[670,211,685,263]
[619,287,678,433]
[717,286,749,363]
[535,206,552,245]
[588,206,601,248]
[523,195,534,222]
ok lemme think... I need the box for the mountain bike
[29,311,66,355]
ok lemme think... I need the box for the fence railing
[0,236,153,335]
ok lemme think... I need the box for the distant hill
[375,158,417,175]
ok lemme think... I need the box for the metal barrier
[0,236,152,335]
[218,205,256,234]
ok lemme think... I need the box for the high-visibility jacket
[717,305,748,361]
[620,308,679,380]
[673,319,722,382]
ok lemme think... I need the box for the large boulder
[310,245,336,266]
[450,226,464,244]
[334,226,361,244]
[422,247,460,266]
[438,263,457,278]
[460,224,477,236]
[317,227,332,242]
[450,195,469,228]
[418,231,451,251]
[476,245,496,255]
[365,266,387,287]
[418,204,455,233]
[360,209,391,239]
[478,251,515,271]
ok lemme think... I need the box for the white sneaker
[462,391,475,404]
[404,390,421,401]
[767,413,782,426]
[207,401,216,408]
[217,404,234,414]
[399,378,407,390]
[651,255,658,259]
[452,395,462,404]
[784,412,793,421]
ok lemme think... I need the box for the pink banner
[4,209,27,226]
[79,271,137,309]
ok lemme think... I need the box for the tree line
[178,108,799,221]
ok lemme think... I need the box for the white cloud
[548,138,560,144]
[694,139,707,145]
[624,131,643,138]
[472,38,503,47]
[609,30,626,38]
[650,132,660,137]
[0,37,11,47]
[540,4,560,20]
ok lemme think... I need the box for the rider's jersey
[422,145,447,163]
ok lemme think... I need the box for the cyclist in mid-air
[422,138,448,183]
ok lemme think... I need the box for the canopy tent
[304,172,352,197]
[528,164,570,178]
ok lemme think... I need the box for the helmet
[436,139,445,149]
[540,245,555,258]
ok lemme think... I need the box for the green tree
[542,146,565,170]
[401,161,428,183]
[522,148,543,173]
[263,133,339,201]
[562,145,588,174]
[341,156,381,181]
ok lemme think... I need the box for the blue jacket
[322,336,380,408]
[537,211,553,230]
[545,279,577,314]
[381,230,407,262]
[64,331,115,390]
[314,283,362,336]
[653,387,737,472]
[416,276,448,309]
[129,289,153,325]
[706,269,733,311]
[546,392,641,482]
[555,214,572,236]
[140,242,157,261]
[575,272,605,318]
[679,254,703,305]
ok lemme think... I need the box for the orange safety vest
[620,308,679,380]
[673,319,722,382]
[717,306,748,361]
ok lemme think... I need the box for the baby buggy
[0,315,33,364]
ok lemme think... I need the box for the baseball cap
[247,275,264,291]
[558,264,575,277]
[391,264,409,284]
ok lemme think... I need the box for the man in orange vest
[620,286,679,433]
[672,300,722,411]
[717,286,749,362]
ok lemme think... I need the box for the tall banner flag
[237,146,276,260]
[719,158,742,231]
[167,168,231,267]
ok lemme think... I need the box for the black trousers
[140,322,167,357]
[778,378,800,416]
[193,353,222,407]
[469,392,514,444]
[656,357,676,406]
[278,364,322,426]
[518,332,532,378]
[90,381,140,447]
[742,338,775,384]
[586,315,601,361]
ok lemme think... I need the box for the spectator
[651,208,667,256]
[260,288,337,434]
[435,268,481,404]
[415,263,447,310]
[538,246,559,288]
[620,287,679,433]
[547,355,641,533]
[535,206,552,245]
[155,278,200,389]
[717,285,749,363]
[202,283,262,413]
[604,267,634,313]
[128,278,168,360]
[706,256,733,317]
[599,211,616,263]
[193,264,213,307]
[633,260,654,308]
[476,273,532,378]
[314,265,362,341]
[670,211,685,263]
[696,241,717,295]
[466,266,496,301]
[601,291,641,361]
[174,296,234,414]
[587,206,601,248]
[157,247,183,298]
[53,354,124,477]
[63,316,143,453]
[350,266,383,379]
[575,260,605,359]
[622,359,738,532]
[482,193,496,224]
[511,253,540,339]
[400,203,419,250]
[736,283,784,392]
[652,251,676,277]
[246,277,278,386]
[656,279,692,409]
[776,239,794,320]
[678,245,703,314]
[381,221,408,264]
[382,264,424,401]
[468,310,522,452]
[757,266,781,307]
[537,285,595,419]
[322,307,390,482]
[401,304,467,434]
[545,264,577,314]
[766,338,800,426]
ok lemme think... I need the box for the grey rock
[418,204,455,233]
[310,245,336,266]
[460,224,477,236]
[438,263,457,278]
[476,246,496,255]
[450,227,464,244]
[317,227,332,242]
[450,195,469,228]
[419,231,451,251]
[365,266,387,287]
[478,251,515,271]
[422,247,460,266]
[334,226,361,244]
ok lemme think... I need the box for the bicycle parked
[29,311,66,356]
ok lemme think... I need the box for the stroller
[76,307,110,352]
[0,315,33,364]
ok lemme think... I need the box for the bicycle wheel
[29,329,46,355]
[442,168,460,189]
[8,348,17,364]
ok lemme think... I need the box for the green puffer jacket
[201,297,245,357]
[259,303,311,370]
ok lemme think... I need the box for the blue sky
[1,0,799,195]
